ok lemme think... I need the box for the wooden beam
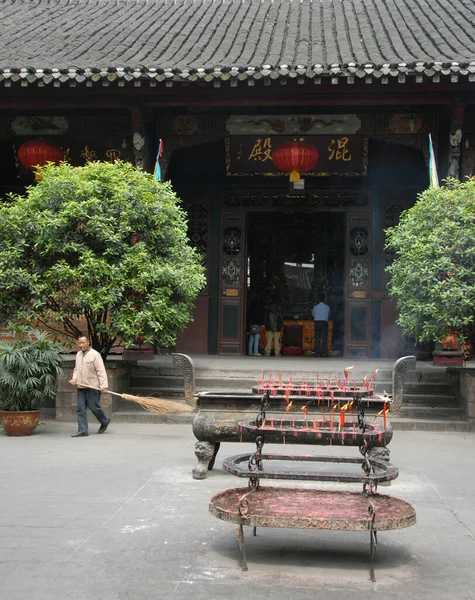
[0,80,472,110]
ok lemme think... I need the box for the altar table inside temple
[260,319,333,355]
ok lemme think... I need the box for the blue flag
[154,139,163,181]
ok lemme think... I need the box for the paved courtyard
[0,420,474,599]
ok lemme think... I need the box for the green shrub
[385,177,475,346]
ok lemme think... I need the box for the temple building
[1,0,475,357]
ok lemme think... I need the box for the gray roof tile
[0,0,474,86]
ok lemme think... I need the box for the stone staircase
[111,357,470,431]
[393,368,467,429]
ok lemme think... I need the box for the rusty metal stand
[368,501,377,582]
[210,393,416,581]
[236,523,248,571]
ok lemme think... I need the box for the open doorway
[247,212,345,355]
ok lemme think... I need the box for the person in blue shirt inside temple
[311,293,331,358]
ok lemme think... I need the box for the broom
[78,383,195,414]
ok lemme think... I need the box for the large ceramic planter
[0,410,41,436]
[432,349,465,367]
[433,336,465,366]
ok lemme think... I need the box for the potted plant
[432,330,465,367]
[0,327,64,436]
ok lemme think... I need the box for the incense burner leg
[192,441,217,480]
[208,442,221,471]
[237,524,248,571]
[369,529,378,582]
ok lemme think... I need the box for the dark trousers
[76,388,108,434]
[314,321,329,357]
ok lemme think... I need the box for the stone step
[125,386,243,400]
[390,417,471,432]
[401,382,455,395]
[127,376,405,391]
[399,405,465,419]
[130,363,453,382]
[129,375,454,394]
[117,395,190,411]
[129,375,269,390]
[403,370,454,383]
[111,410,194,425]
[130,366,398,380]
[402,393,458,406]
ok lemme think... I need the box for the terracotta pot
[432,349,465,367]
[0,410,41,436]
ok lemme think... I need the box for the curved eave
[1,61,475,88]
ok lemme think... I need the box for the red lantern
[272,140,319,182]
[17,140,64,171]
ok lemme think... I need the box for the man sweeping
[69,335,110,437]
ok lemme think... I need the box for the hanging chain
[354,393,377,496]
[247,435,264,489]
[363,479,378,496]
[247,394,269,488]
[248,436,264,472]
[256,393,270,428]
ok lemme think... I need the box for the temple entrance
[247,212,345,355]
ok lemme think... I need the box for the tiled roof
[1,0,475,87]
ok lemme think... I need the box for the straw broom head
[76,383,195,414]
[121,393,194,414]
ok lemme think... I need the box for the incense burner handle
[391,355,416,412]
[172,353,197,408]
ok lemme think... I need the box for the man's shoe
[98,419,110,434]
[71,431,88,437]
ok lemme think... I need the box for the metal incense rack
[209,394,416,582]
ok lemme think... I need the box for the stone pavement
[1,420,474,600]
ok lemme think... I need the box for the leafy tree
[385,177,475,346]
[0,161,206,359]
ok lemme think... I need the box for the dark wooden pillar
[461,106,475,179]
[371,192,382,357]
[344,212,372,357]
[217,212,246,354]
[447,101,466,180]
[176,198,211,354]
[129,107,155,173]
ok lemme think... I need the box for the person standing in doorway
[248,296,265,356]
[312,293,331,357]
[264,302,283,357]
[69,335,110,437]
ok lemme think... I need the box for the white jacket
[72,348,108,390]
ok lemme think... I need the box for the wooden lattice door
[217,213,246,354]
[345,213,372,357]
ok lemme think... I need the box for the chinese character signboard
[225,135,368,177]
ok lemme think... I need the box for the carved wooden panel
[345,213,371,356]
[218,213,245,354]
